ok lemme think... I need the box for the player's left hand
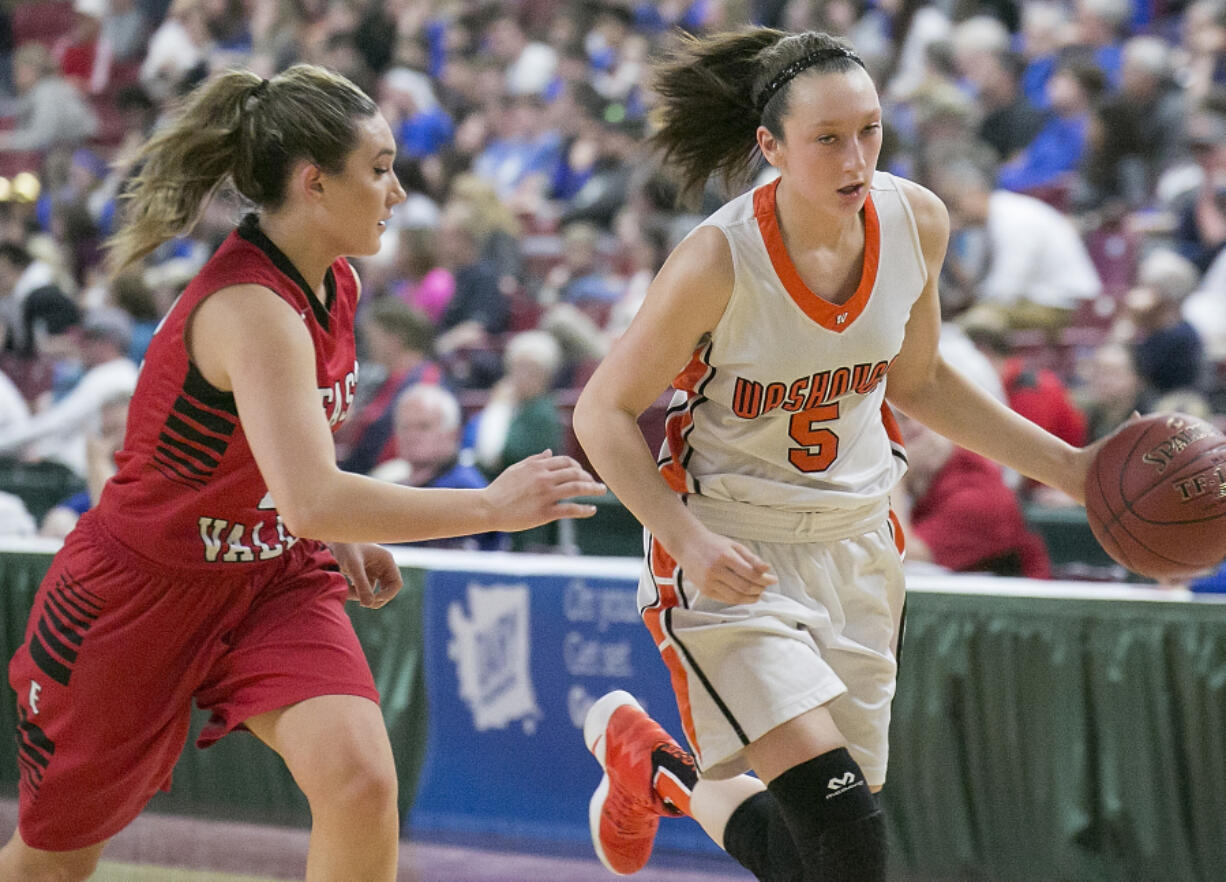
[330,542,403,609]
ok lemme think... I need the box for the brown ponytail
[108,64,377,274]
[649,28,866,203]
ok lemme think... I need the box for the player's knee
[311,756,398,817]
[292,737,398,819]
[767,748,886,879]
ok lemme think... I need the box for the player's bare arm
[574,226,777,604]
[190,285,604,543]
[883,180,1091,502]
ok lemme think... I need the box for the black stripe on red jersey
[173,396,236,437]
[152,452,208,488]
[59,572,103,610]
[28,634,70,686]
[153,359,240,486]
[41,601,83,648]
[183,362,237,416]
[49,587,95,625]
[236,213,336,331]
[152,458,208,491]
[46,591,90,631]
[164,414,228,456]
[27,573,103,687]
[36,618,77,666]
[16,706,54,795]
[158,432,219,471]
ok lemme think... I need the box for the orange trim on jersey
[753,177,880,332]
[888,508,906,556]
[659,345,709,494]
[642,537,699,752]
[880,400,903,449]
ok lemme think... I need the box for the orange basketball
[1084,413,1226,580]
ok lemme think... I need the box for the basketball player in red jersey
[1,65,603,882]
[572,29,1102,880]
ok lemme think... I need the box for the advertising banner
[408,564,726,859]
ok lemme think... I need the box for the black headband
[755,46,861,115]
[251,78,270,99]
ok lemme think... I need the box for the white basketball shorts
[637,495,906,787]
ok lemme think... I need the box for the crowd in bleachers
[0,0,1223,578]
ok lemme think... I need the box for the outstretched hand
[677,527,778,605]
[485,450,606,532]
[330,541,403,609]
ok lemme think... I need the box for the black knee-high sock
[722,749,886,882]
[723,790,803,882]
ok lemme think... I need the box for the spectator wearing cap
[0,243,57,355]
[538,222,621,316]
[0,307,137,477]
[23,285,83,400]
[0,43,98,152]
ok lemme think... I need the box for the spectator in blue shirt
[372,382,507,552]
[999,55,1107,194]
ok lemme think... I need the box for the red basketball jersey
[98,215,359,567]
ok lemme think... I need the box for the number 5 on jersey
[789,402,839,472]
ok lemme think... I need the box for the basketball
[1084,413,1226,580]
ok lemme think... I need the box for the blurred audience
[898,415,1052,579]
[0,307,136,477]
[0,0,1220,568]
[336,297,441,476]
[0,43,97,151]
[1112,249,1208,407]
[39,390,130,539]
[371,382,506,552]
[932,158,1102,333]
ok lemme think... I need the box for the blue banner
[408,566,729,860]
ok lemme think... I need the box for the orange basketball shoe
[584,690,694,875]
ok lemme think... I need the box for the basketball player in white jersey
[572,28,1099,880]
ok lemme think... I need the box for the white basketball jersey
[659,171,926,512]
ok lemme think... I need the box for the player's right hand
[678,528,777,605]
[485,450,606,532]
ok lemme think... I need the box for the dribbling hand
[678,527,777,605]
[485,450,606,532]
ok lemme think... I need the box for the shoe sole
[584,690,644,876]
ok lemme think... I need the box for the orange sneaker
[584,690,689,875]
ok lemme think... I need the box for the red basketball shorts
[7,512,380,851]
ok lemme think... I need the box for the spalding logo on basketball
[1084,413,1226,580]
